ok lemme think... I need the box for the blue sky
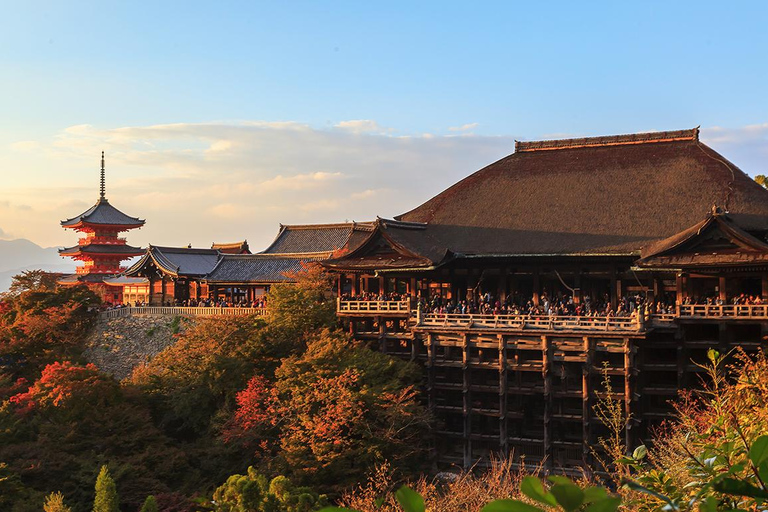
[0,1,766,248]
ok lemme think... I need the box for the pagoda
[58,152,144,303]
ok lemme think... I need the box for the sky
[0,1,766,250]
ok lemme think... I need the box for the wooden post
[582,335,593,467]
[574,272,582,305]
[462,333,472,468]
[623,337,634,452]
[610,270,618,310]
[533,268,541,307]
[541,334,552,469]
[427,333,436,414]
[719,276,727,302]
[675,274,683,306]
[410,277,417,298]
[499,333,508,457]
[762,275,768,302]
[161,275,167,306]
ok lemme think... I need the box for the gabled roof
[205,253,330,284]
[103,276,149,286]
[61,198,145,229]
[124,245,220,278]
[59,243,144,256]
[636,210,768,268]
[395,128,768,256]
[212,240,251,254]
[322,218,448,272]
[261,222,374,254]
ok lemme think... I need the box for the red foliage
[9,361,118,414]
[222,375,279,443]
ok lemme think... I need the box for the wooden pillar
[574,272,582,305]
[379,276,385,295]
[351,275,358,297]
[762,275,768,301]
[499,333,508,457]
[533,268,541,307]
[675,274,683,306]
[161,275,167,306]
[719,276,727,302]
[462,333,472,468]
[623,337,634,452]
[610,270,618,310]
[427,333,436,414]
[378,316,386,353]
[582,336,593,467]
[409,277,417,298]
[541,334,552,469]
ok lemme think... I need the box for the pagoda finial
[100,151,106,200]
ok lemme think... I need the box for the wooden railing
[101,307,268,319]
[337,298,411,314]
[679,304,768,319]
[418,312,643,331]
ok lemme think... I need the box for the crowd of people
[103,297,268,310]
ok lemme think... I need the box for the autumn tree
[226,329,432,490]
[93,465,119,512]
[43,491,72,512]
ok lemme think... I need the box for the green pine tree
[93,465,119,512]
[140,495,159,512]
[43,491,72,512]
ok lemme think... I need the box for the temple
[58,152,145,303]
[323,128,768,470]
[60,128,768,471]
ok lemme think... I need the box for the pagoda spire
[100,151,106,200]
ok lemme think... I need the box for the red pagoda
[58,152,144,303]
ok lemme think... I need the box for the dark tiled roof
[212,241,251,254]
[125,246,220,277]
[636,212,768,268]
[205,253,329,284]
[57,273,113,285]
[396,128,768,256]
[262,222,373,254]
[59,243,143,256]
[61,198,144,228]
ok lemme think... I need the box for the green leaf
[622,480,679,510]
[583,486,608,503]
[550,482,584,512]
[750,436,768,468]
[395,486,425,512]
[633,445,648,460]
[713,478,768,499]
[585,497,621,512]
[698,497,718,512]
[521,476,557,506]
[481,499,545,512]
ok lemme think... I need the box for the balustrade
[101,306,268,319]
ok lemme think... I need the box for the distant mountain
[0,239,75,292]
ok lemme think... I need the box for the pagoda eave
[60,221,145,231]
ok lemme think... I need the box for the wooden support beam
[533,269,541,307]
[582,335,593,467]
[762,275,768,302]
[719,276,727,302]
[378,316,386,353]
[462,333,472,468]
[541,334,552,469]
[426,333,435,415]
[623,337,635,452]
[499,333,508,457]
[610,270,618,310]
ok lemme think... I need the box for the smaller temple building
[58,153,144,303]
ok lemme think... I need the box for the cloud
[7,119,516,250]
[334,120,391,134]
[0,227,10,240]
[448,123,479,132]
[700,124,768,176]
[9,141,41,152]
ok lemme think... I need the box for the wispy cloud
[4,120,517,249]
[448,123,479,132]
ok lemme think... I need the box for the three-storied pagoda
[59,152,144,303]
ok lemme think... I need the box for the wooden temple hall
[322,128,768,470]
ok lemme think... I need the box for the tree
[756,175,768,189]
[5,270,60,298]
[211,466,327,512]
[139,495,159,512]
[226,330,432,490]
[266,263,337,338]
[93,465,119,512]
[43,491,72,512]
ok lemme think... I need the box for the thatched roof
[395,128,768,257]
